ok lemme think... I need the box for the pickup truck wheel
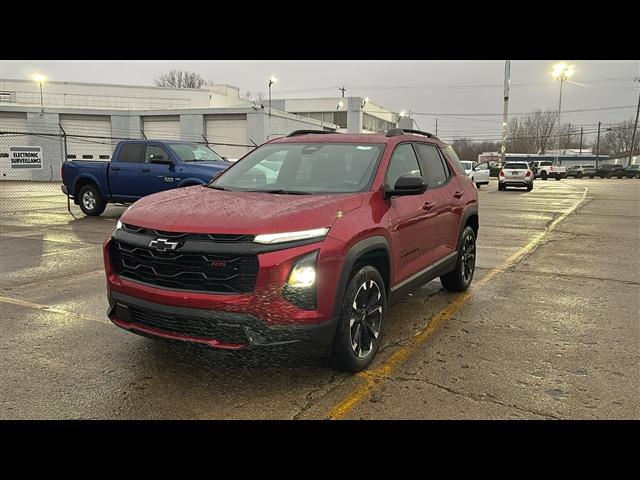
[541,171,548,180]
[330,265,386,372]
[78,185,106,216]
[440,226,476,292]
[576,172,583,178]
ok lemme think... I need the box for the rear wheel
[526,183,533,191]
[498,182,505,191]
[555,176,561,181]
[441,226,476,292]
[576,172,583,178]
[78,184,106,216]
[330,265,386,372]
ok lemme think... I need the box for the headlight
[254,228,329,245]
[283,250,318,310]
[116,220,123,230]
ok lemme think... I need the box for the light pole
[629,76,640,166]
[551,63,575,165]
[268,76,277,117]
[32,73,47,114]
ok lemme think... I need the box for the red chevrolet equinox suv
[104,129,479,371]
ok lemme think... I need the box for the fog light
[288,265,316,288]
[283,250,319,310]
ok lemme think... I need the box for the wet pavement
[1,178,638,419]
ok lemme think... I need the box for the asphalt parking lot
[1,178,638,419]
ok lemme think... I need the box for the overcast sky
[2,60,638,143]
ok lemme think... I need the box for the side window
[385,143,422,188]
[118,143,145,163]
[415,143,449,188]
[145,145,170,163]
[477,162,489,170]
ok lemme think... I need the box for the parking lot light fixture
[337,101,344,111]
[31,73,47,114]
[268,75,278,117]
[551,63,575,165]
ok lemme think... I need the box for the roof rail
[386,128,437,139]
[285,129,338,138]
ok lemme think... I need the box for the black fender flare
[455,205,479,251]
[332,236,392,319]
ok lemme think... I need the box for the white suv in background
[461,161,490,188]
[498,161,534,191]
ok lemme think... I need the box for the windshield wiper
[246,189,312,195]
[208,185,231,191]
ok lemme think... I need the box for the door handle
[422,201,437,211]
[453,190,464,198]
[111,167,120,171]
[141,168,151,172]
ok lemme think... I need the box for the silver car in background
[498,162,534,191]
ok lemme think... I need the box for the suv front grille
[122,224,254,243]
[109,240,259,294]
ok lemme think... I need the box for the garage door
[142,116,181,141]
[0,112,31,180]
[60,114,113,161]
[205,114,249,160]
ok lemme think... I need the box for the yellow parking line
[328,187,588,420]
[0,295,108,324]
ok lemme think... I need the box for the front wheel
[441,226,476,292]
[541,171,548,180]
[78,184,106,216]
[330,265,387,372]
[576,172,583,179]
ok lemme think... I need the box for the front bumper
[61,184,69,196]
[108,291,338,349]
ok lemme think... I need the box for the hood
[179,160,230,171]
[121,186,364,235]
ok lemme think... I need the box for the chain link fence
[0,123,254,216]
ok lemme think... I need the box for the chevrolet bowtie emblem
[149,238,179,252]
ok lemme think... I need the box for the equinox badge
[149,238,179,252]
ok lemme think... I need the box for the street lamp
[268,75,278,117]
[361,96,369,108]
[337,101,344,111]
[551,63,575,165]
[32,73,47,114]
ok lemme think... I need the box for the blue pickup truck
[61,140,231,216]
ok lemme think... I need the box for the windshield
[210,143,385,194]
[168,143,226,163]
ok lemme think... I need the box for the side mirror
[386,175,428,198]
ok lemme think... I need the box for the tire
[330,265,387,372]
[78,184,106,216]
[441,226,476,292]
[498,182,505,191]
[541,171,548,180]
[589,176,594,178]
[635,174,640,179]
[576,172,583,178]
[555,176,561,181]
[526,183,533,192]
[475,183,481,189]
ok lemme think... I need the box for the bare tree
[595,119,639,157]
[507,110,558,154]
[451,138,501,161]
[154,70,209,89]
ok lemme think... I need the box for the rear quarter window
[440,145,466,175]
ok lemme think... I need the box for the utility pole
[501,60,510,163]
[435,118,438,136]
[595,121,601,169]
[629,77,640,166]
[579,126,583,154]
[339,86,346,98]
[567,123,571,148]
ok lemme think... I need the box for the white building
[0,79,339,180]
